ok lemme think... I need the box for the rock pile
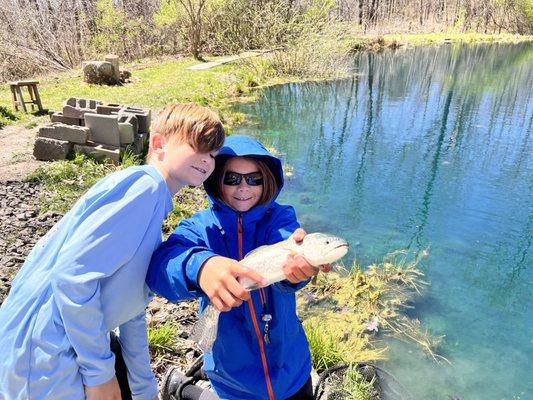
[0,181,62,302]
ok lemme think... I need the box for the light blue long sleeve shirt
[0,165,172,400]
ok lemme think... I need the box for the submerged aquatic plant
[299,249,448,364]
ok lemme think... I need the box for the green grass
[147,321,178,352]
[0,56,256,129]
[2,33,530,130]
[304,321,347,371]
[26,154,122,213]
[342,366,377,400]
[0,105,17,129]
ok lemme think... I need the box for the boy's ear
[150,133,167,156]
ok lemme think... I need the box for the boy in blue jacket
[0,103,225,400]
[147,135,327,400]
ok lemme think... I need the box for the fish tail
[190,303,221,352]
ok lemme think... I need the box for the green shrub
[0,106,17,129]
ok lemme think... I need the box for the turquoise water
[233,43,533,399]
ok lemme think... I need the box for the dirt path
[0,124,44,181]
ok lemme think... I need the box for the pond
[233,42,532,399]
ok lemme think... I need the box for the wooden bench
[9,80,43,113]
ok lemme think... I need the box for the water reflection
[234,42,533,399]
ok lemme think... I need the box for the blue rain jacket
[147,135,312,400]
[0,165,172,400]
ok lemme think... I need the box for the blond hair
[150,103,225,154]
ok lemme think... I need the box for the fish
[191,232,349,352]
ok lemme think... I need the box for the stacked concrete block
[74,144,120,164]
[38,123,89,144]
[33,137,72,161]
[39,97,151,163]
[84,113,121,147]
[120,107,151,134]
[96,104,122,115]
[63,98,102,119]
[50,112,84,126]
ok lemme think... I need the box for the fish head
[299,232,349,266]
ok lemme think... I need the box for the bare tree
[178,0,208,59]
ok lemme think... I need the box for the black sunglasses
[223,171,263,186]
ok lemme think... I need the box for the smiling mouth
[234,197,252,201]
[192,166,207,174]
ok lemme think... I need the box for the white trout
[191,232,349,352]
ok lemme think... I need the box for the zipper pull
[262,313,272,344]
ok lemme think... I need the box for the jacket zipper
[238,214,275,400]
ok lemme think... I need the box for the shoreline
[0,35,528,398]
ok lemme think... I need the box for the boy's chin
[186,177,207,188]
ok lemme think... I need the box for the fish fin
[190,303,221,353]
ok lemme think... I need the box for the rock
[0,181,63,303]
[82,61,119,85]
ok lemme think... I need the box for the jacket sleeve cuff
[185,250,218,294]
[131,378,158,400]
[80,362,116,388]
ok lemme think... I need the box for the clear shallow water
[233,43,533,400]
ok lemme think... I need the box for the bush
[0,106,18,129]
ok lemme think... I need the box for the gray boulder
[82,61,119,85]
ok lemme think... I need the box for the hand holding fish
[198,256,266,312]
[283,228,332,283]
[192,232,348,352]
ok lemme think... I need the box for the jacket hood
[204,135,284,209]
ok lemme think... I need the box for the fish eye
[325,240,330,245]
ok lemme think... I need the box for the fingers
[283,254,319,283]
[209,268,251,312]
[198,257,265,312]
[292,228,307,243]
[230,263,266,286]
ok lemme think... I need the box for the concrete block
[120,107,151,133]
[34,137,72,161]
[63,98,101,118]
[74,144,120,163]
[63,105,81,119]
[65,97,101,110]
[65,97,77,107]
[39,123,89,144]
[118,113,138,135]
[50,112,84,126]
[118,123,135,144]
[96,104,122,115]
[37,124,57,138]
[84,113,121,147]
